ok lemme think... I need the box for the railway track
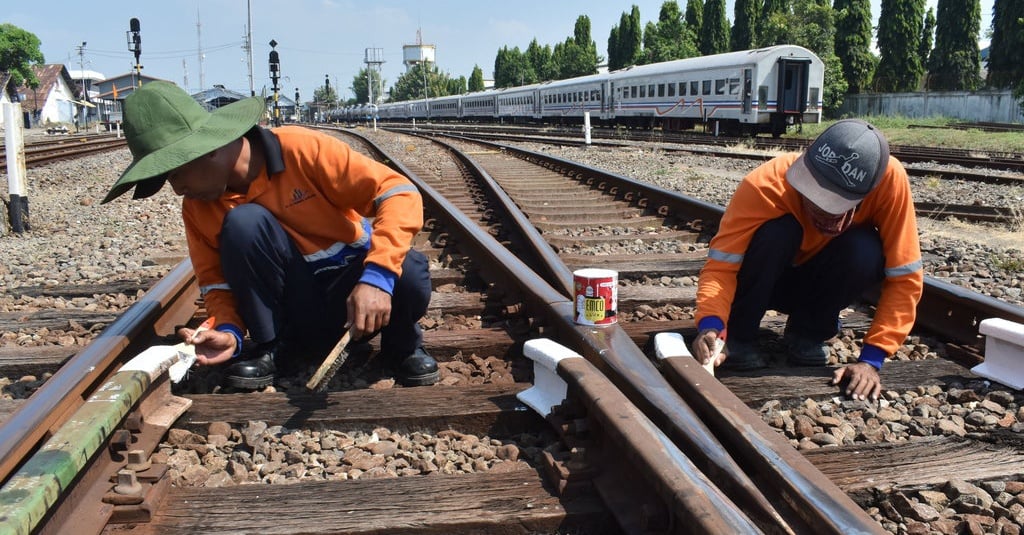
[387,122,1024,184]
[1,127,1022,534]
[0,134,127,169]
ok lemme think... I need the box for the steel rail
[0,260,198,485]
[355,130,807,532]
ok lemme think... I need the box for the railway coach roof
[607,44,820,79]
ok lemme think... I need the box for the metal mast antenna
[246,0,254,96]
[197,8,206,91]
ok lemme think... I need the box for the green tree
[389,62,459,101]
[552,15,599,78]
[350,68,385,105]
[927,0,981,91]
[494,46,534,88]
[875,0,925,92]
[685,0,704,34]
[313,83,338,119]
[731,0,760,51]
[641,1,699,64]
[919,8,936,72]
[834,0,876,94]
[608,6,643,70]
[526,39,556,81]
[760,0,790,32]
[468,65,486,92]
[755,0,848,112]
[700,0,730,55]
[0,24,45,90]
[987,0,1024,89]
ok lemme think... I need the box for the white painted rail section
[971,318,1024,390]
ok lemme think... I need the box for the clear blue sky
[12,1,993,102]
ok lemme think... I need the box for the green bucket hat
[102,81,266,204]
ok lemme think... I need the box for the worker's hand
[347,282,392,341]
[691,329,726,367]
[176,326,237,366]
[831,362,882,401]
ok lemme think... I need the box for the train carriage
[607,45,823,136]
[537,73,608,122]
[461,89,498,120]
[495,84,542,121]
[374,45,822,137]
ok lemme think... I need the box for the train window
[639,85,646,98]
[702,80,711,95]
[678,82,685,96]
[631,86,637,98]
[690,81,699,96]
[758,86,768,110]
[667,83,675,97]
[648,84,655,97]
[658,84,665,97]
[808,87,819,110]
[729,79,740,95]
[715,80,726,95]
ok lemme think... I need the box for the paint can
[573,268,618,326]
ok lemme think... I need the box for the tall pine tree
[699,0,730,55]
[875,0,925,92]
[730,0,760,51]
[985,0,1023,89]
[833,0,875,94]
[685,0,703,36]
[609,6,643,70]
[927,0,981,91]
[919,8,936,75]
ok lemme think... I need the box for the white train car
[495,83,542,121]
[538,73,609,121]
[607,45,823,136]
[375,45,822,136]
[461,89,498,120]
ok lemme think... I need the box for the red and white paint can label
[573,268,618,326]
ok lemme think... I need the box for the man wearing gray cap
[690,119,923,401]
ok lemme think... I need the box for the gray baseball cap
[786,119,890,215]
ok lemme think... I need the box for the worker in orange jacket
[691,119,923,401]
[103,81,437,389]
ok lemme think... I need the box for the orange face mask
[802,196,855,237]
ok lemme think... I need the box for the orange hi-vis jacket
[695,153,923,366]
[182,125,423,338]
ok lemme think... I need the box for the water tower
[402,29,435,72]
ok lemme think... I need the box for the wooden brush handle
[306,329,352,391]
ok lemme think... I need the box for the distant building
[93,73,173,126]
[17,64,79,127]
[192,85,250,111]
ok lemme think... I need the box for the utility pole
[196,8,206,91]
[294,88,301,122]
[268,40,281,126]
[76,42,88,130]
[245,0,255,96]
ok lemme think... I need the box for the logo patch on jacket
[286,188,316,207]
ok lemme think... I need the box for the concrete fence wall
[837,90,1024,124]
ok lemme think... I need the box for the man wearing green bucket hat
[104,81,437,389]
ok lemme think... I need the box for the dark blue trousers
[218,204,431,359]
[727,215,885,344]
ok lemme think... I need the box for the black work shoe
[396,347,439,387]
[784,333,830,367]
[225,347,277,389]
[719,339,767,370]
